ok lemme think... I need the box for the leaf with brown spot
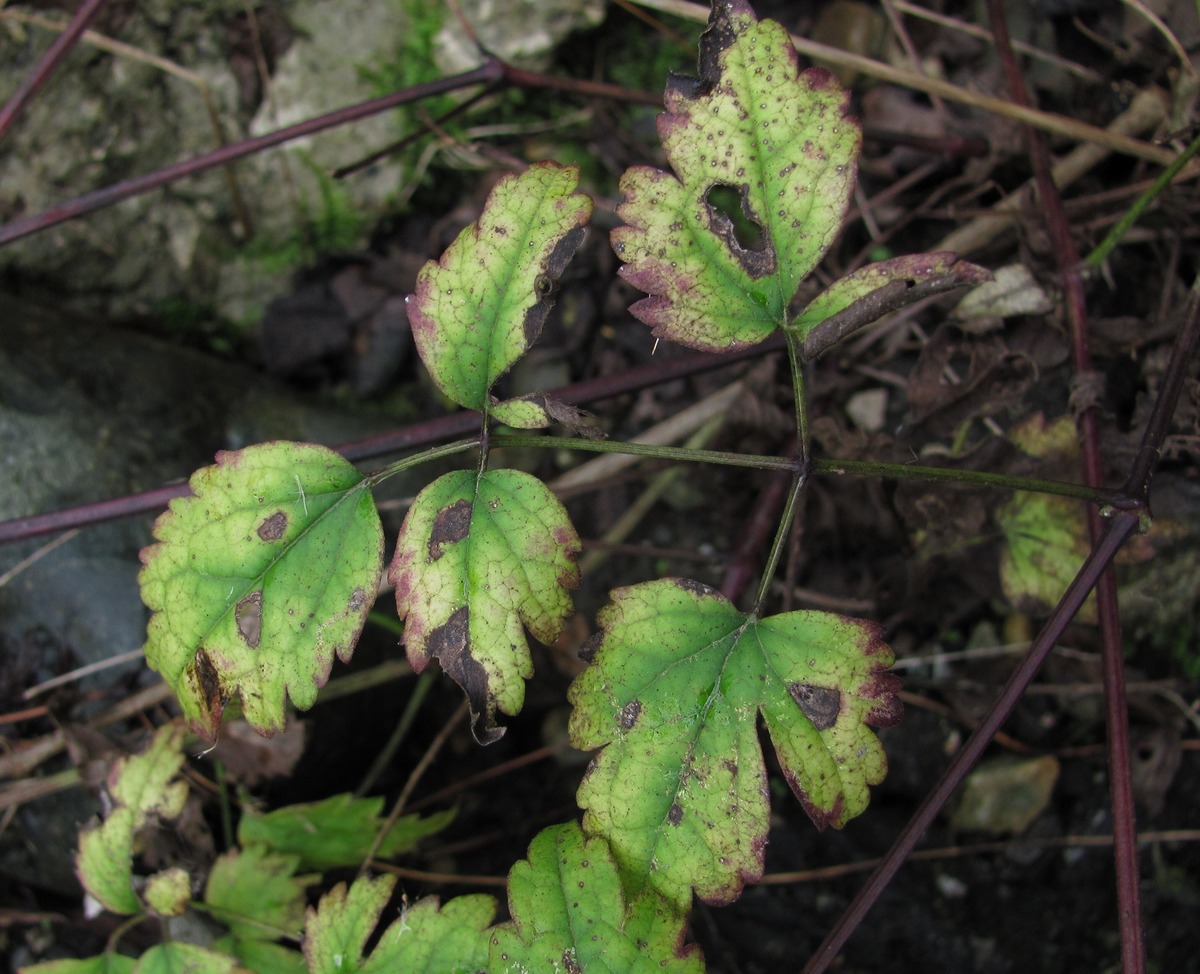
[569,578,900,909]
[390,468,581,744]
[140,442,383,740]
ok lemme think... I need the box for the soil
[2,2,1199,972]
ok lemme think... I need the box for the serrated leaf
[205,846,313,941]
[19,956,136,974]
[140,442,384,740]
[237,793,454,871]
[569,578,900,909]
[304,875,494,974]
[78,809,140,915]
[489,822,703,974]
[612,2,859,351]
[390,468,581,743]
[997,493,1095,623]
[408,162,591,425]
[108,724,189,823]
[133,943,248,974]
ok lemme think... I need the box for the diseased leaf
[791,252,992,345]
[143,867,191,918]
[390,468,581,743]
[612,1,859,351]
[489,822,704,974]
[407,162,591,426]
[204,846,314,942]
[237,793,454,871]
[77,725,190,917]
[132,943,248,974]
[303,875,494,974]
[997,492,1095,623]
[569,578,900,909]
[140,442,384,740]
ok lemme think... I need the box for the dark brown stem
[0,0,109,144]
[0,60,505,248]
[986,4,1144,971]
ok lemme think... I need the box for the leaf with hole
[569,578,901,909]
[407,161,591,427]
[489,821,704,974]
[390,468,581,743]
[140,442,384,740]
[237,793,455,871]
[303,875,493,974]
[612,1,860,351]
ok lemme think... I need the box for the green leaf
[218,942,307,974]
[997,493,1095,623]
[303,875,494,974]
[569,578,900,909]
[19,956,136,974]
[237,793,454,871]
[390,468,581,743]
[144,867,192,918]
[77,725,191,917]
[140,442,384,740]
[489,822,703,974]
[204,846,313,942]
[407,162,591,426]
[612,1,859,351]
[133,943,248,974]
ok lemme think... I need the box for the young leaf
[303,875,494,974]
[612,1,860,351]
[569,578,900,909]
[140,442,384,740]
[489,821,704,974]
[76,724,190,916]
[407,162,591,427]
[236,793,454,871]
[390,468,581,743]
[204,846,313,942]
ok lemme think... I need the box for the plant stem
[810,458,1113,503]
[363,437,481,487]
[750,465,805,615]
[784,329,811,472]
[491,433,796,472]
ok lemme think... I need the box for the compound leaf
[304,875,494,974]
[408,162,591,426]
[612,1,859,351]
[140,442,384,740]
[237,793,454,871]
[489,821,703,974]
[390,468,581,744]
[569,578,900,909]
